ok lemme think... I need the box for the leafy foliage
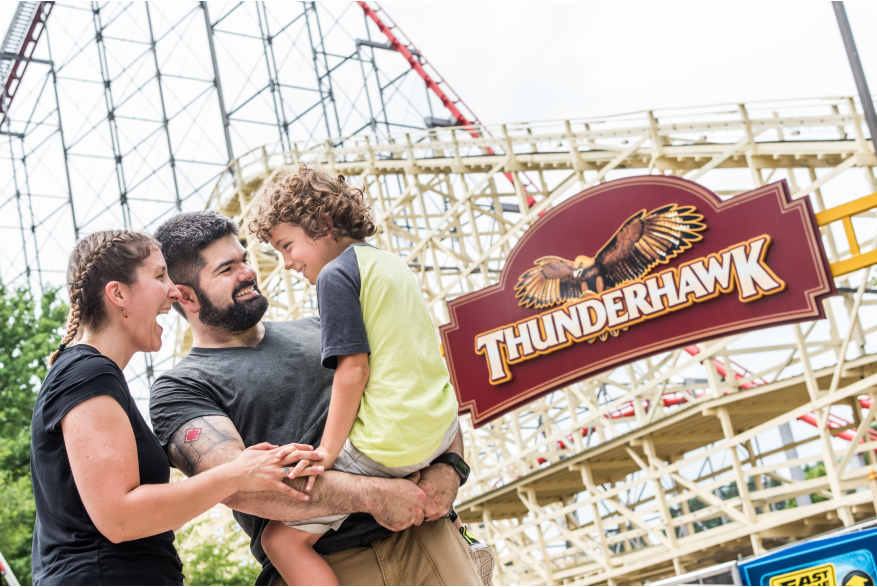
[804,461,828,503]
[175,521,260,586]
[764,475,794,510]
[674,474,797,536]
[0,284,67,586]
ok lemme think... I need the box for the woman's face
[122,248,180,354]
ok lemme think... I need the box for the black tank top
[31,345,183,585]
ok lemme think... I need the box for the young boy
[248,164,475,586]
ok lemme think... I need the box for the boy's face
[268,222,336,285]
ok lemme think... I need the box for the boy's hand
[273,442,318,461]
[287,445,334,492]
[273,443,326,492]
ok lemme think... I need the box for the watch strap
[430,453,470,486]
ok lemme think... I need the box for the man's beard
[196,280,269,332]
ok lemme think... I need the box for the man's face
[268,222,337,286]
[193,234,268,331]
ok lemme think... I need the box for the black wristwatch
[429,453,470,486]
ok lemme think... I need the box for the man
[148,211,486,586]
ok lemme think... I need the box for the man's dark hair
[154,211,239,317]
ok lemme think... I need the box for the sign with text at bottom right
[738,526,877,585]
[440,176,835,428]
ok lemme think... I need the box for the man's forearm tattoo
[168,416,243,477]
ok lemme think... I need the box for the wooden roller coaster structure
[191,96,877,585]
[8,1,877,584]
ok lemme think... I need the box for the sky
[379,1,877,123]
[4,2,877,403]
[3,2,877,123]
[374,0,877,468]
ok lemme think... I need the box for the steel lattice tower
[0,0,478,396]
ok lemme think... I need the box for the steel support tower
[0,0,475,394]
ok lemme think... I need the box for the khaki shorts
[283,416,459,533]
[271,518,484,586]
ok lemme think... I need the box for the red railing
[542,345,875,463]
[1,2,54,124]
[356,1,539,210]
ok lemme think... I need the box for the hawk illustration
[515,204,706,309]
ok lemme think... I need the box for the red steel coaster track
[548,346,877,460]
[0,1,53,125]
[357,1,539,209]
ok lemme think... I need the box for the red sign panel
[440,176,834,427]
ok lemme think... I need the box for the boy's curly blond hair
[248,163,377,243]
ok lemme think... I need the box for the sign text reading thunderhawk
[440,177,833,427]
[475,236,784,384]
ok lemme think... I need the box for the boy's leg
[262,520,339,586]
[449,508,495,586]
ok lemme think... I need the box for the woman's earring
[122,306,128,318]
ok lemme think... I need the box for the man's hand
[366,425,466,528]
[417,465,460,522]
[417,426,465,522]
[365,477,430,531]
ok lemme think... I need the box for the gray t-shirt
[148,318,393,585]
[316,243,373,368]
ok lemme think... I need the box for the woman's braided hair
[49,229,160,365]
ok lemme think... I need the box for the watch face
[458,459,471,477]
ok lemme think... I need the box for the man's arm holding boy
[165,414,463,529]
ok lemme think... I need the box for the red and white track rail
[546,345,877,461]
[0,1,53,124]
[357,1,539,208]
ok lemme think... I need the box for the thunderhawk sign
[440,176,834,427]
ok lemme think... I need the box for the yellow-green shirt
[315,244,458,468]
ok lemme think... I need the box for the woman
[30,230,322,585]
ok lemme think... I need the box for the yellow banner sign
[769,563,837,586]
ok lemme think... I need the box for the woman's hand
[61,397,325,543]
[276,443,333,493]
[230,443,325,496]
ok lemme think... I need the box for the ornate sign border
[440,177,835,427]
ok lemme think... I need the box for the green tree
[0,284,68,586]
[804,461,828,503]
[175,521,260,586]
